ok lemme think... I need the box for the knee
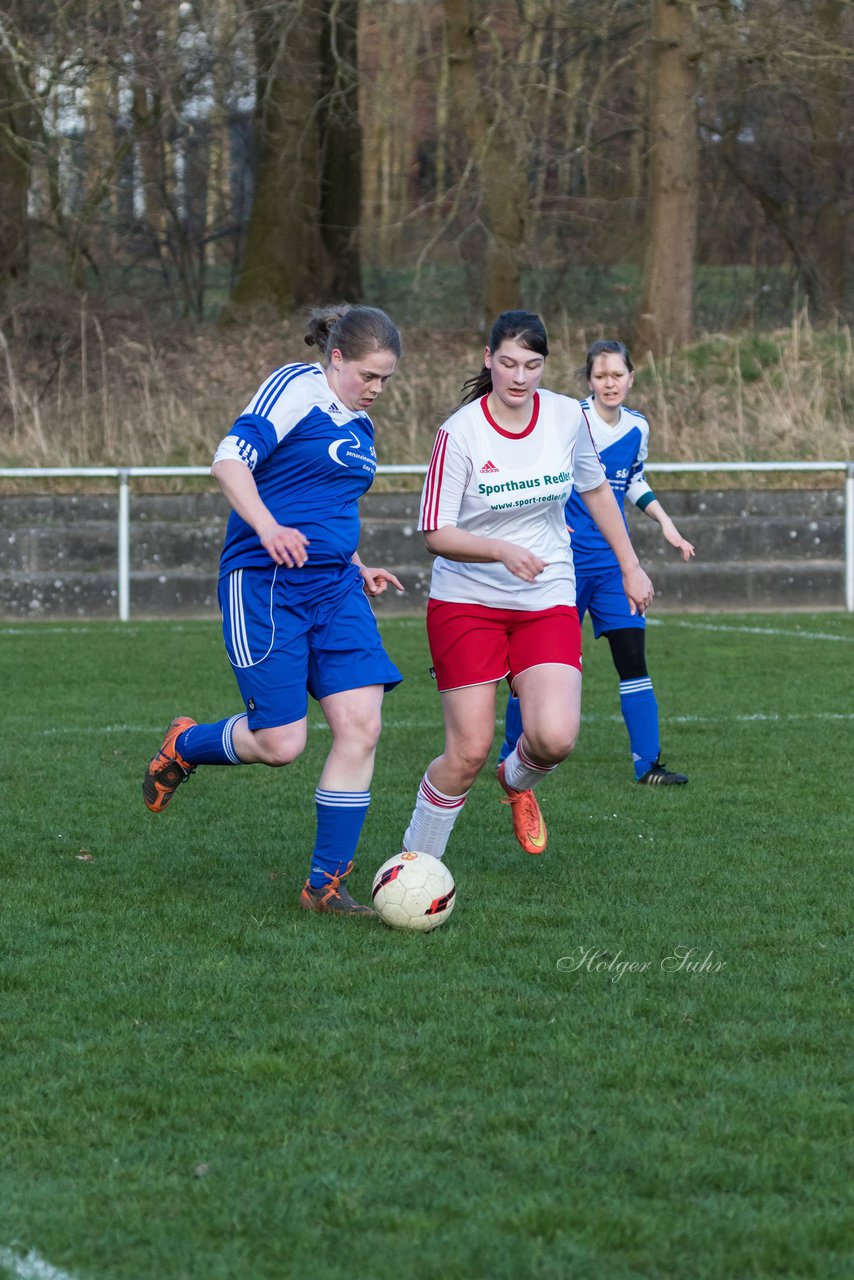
[335,709,383,757]
[358,710,383,753]
[255,727,305,767]
[449,738,493,786]
[262,746,301,768]
[524,722,579,766]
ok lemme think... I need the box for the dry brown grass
[0,302,851,477]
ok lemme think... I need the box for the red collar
[480,392,540,439]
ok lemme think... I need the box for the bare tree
[229,0,364,316]
[441,0,527,321]
[0,3,34,316]
[634,0,700,358]
[2,0,851,334]
[709,0,853,321]
[319,0,362,298]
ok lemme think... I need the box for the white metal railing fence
[1,462,852,617]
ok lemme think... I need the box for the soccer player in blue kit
[500,339,694,785]
[143,305,405,916]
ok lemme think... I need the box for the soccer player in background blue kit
[500,339,694,785]
[143,305,405,916]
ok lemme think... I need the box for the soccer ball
[371,851,456,932]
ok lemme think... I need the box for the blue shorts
[575,564,645,639]
[218,563,402,729]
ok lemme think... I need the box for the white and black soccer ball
[371,851,456,932]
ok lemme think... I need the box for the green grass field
[1,614,851,1280]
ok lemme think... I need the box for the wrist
[255,512,278,541]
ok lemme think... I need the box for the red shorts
[426,600,581,693]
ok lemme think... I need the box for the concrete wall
[0,487,846,619]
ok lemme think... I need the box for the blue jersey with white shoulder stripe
[565,399,654,574]
[213,362,378,578]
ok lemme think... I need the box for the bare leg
[513,663,582,766]
[317,685,385,791]
[403,682,498,859]
[231,716,308,765]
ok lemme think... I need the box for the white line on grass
[36,710,854,739]
[668,711,854,723]
[0,626,140,637]
[4,617,851,642]
[647,618,852,642]
[0,1248,80,1280]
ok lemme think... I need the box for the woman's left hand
[359,565,405,597]
[622,564,654,616]
[661,519,695,562]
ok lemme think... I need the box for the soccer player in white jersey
[500,339,695,785]
[143,305,405,916]
[401,312,655,861]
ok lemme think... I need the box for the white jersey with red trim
[419,389,606,610]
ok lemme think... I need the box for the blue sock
[309,788,371,887]
[619,678,661,779]
[177,715,245,765]
[499,693,524,763]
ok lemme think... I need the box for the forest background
[0,0,851,474]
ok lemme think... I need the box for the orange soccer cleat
[497,760,548,855]
[143,717,197,812]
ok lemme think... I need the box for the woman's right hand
[212,460,309,567]
[258,521,310,567]
[498,542,548,582]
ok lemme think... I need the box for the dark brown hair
[585,339,634,379]
[460,310,549,405]
[305,305,403,361]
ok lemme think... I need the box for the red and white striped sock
[402,772,469,862]
[502,738,557,793]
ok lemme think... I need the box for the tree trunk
[443,0,526,323]
[0,13,33,316]
[809,0,850,319]
[319,0,362,299]
[228,0,333,316]
[634,0,699,359]
[84,68,118,258]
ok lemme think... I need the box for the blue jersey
[564,399,655,574]
[213,362,378,579]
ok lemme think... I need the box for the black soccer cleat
[637,756,688,786]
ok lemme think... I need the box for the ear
[627,369,635,389]
[329,347,344,369]
[483,346,493,368]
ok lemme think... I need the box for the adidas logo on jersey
[328,402,341,414]
[480,459,499,473]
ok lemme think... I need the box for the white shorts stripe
[236,570,254,667]
[225,567,278,670]
[228,570,248,667]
